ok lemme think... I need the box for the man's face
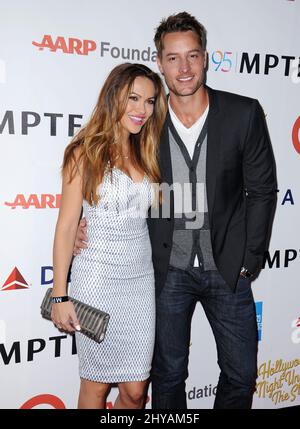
[157,30,207,97]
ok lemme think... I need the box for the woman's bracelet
[51,296,69,304]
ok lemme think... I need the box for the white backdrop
[0,0,299,409]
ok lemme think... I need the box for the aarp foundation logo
[32,35,157,62]
[292,116,300,154]
[1,267,29,291]
[5,194,61,209]
[32,35,96,55]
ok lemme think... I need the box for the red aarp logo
[292,116,300,154]
[1,267,29,291]
[20,394,65,409]
[5,194,61,209]
[32,35,96,55]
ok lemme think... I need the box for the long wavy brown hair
[62,63,167,205]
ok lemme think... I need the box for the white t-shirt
[168,100,209,159]
[168,100,209,267]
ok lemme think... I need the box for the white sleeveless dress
[70,167,155,383]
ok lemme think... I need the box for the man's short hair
[154,11,207,58]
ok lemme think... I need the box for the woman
[51,63,167,409]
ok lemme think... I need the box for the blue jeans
[151,267,258,409]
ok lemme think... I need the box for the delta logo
[32,35,96,55]
[292,116,300,155]
[1,267,29,291]
[5,194,61,209]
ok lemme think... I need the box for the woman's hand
[51,301,81,333]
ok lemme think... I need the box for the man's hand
[73,218,88,255]
[240,267,253,278]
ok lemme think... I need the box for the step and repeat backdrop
[0,0,299,409]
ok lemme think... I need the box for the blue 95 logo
[211,50,233,72]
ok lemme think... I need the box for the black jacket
[147,86,277,297]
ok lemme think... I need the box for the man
[74,12,277,409]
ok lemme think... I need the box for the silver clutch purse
[40,288,110,343]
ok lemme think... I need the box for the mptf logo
[256,302,263,341]
[211,50,300,79]
[292,116,300,155]
[0,334,77,365]
[1,267,29,291]
[291,316,300,344]
[5,194,61,209]
[263,249,300,269]
[0,110,83,137]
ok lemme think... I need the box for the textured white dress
[70,167,155,383]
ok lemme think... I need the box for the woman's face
[120,76,156,137]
